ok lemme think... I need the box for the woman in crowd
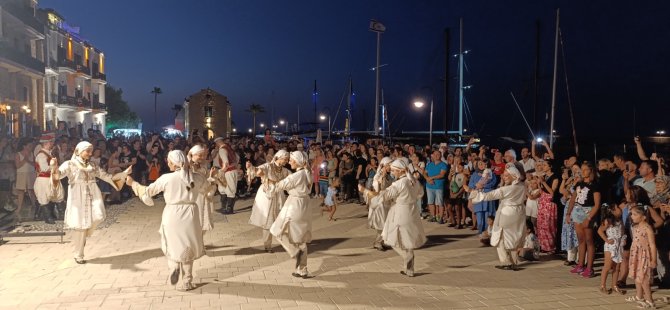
[248,150,290,253]
[537,159,559,253]
[465,163,527,271]
[14,139,37,223]
[126,150,215,291]
[566,161,601,278]
[269,151,314,278]
[53,141,128,264]
[359,159,426,277]
[468,158,498,234]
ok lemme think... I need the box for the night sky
[39,0,670,140]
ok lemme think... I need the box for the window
[204,106,213,118]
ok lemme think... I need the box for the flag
[369,20,386,33]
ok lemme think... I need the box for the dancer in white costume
[359,159,426,277]
[188,144,216,235]
[367,156,393,251]
[53,141,128,264]
[269,151,314,278]
[248,149,290,252]
[127,150,216,291]
[465,162,527,270]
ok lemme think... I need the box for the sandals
[636,300,656,309]
[612,286,626,295]
[626,296,644,303]
[600,286,611,295]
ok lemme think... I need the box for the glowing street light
[259,123,265,128]
[232,128,237,133]
[248,128,252,133]
[412,99,433,145]
[657,130,666,136]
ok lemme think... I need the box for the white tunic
[57,160,118,232]
[368,172,392,230]
[136,171,209,263]
[378,176,426,250]
[192,165,216,231]
[269,169,312,243]
[471,183,527,250]
[34,150,64,205]
[249,163,290,229]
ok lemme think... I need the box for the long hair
[601,203,620,227]
[629,185,652,205]
[630,203,653,226]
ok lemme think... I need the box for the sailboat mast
[458,18,464,137]
[549,9,560,148]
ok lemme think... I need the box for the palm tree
[245,103,265,135]
[151,86,162,130]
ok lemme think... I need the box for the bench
[0,231,66,244]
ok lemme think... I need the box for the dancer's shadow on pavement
[87,248,164,271]
[206,237,353,258]
[420,234,475,250]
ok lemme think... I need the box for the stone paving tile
[2,197,670,309]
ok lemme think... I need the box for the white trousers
[393,247,415,275]
[168,259,194,285]
[262,229,273,249]
[72,229,90,260]
[496,234,519,266]
[277,234,308,274]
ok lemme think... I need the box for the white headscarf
[290,150,312,185]
[390,158,415,185]
[504,163,522,185]
[72,141,94,161]
[168,150,194,190]
[187,144,206,163]
[377,156,393,175]
[274,149,289,161]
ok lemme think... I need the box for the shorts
[571,205,593,224]
[15,171,34,190]
[426,188,444,205]
[318,181,328,195]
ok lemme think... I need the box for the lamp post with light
[319,113,331,140]
[413,99,433,146]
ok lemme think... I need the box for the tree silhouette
[245,103,265,135]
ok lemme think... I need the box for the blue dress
[469,171,498,234]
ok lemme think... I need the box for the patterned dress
[537,191,557,252]
[629,224,653,283]
[560,198,579,252]
[604,221,626,263]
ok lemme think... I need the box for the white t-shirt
[520,158,536,172]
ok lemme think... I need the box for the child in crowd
[597,203,626,295]
[322,177,340,221]
[519,223,540,261]
[526,175,541,229]
[479,215,495,246]
[625,204,657,308]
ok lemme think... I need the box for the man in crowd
[423,150,447,223]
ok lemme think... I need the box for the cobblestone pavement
[1,196,669,310]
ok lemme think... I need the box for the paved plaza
[1,197,668,310]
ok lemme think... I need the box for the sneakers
[570,264,585,274]
[581,268,595,278]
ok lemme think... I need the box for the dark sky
[40,0,670,140]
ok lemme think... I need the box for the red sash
[35,150,52,178]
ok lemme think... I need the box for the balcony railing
[92,100,106,110]
[59,95,91,108]
[2,3,45,34]
[0,40,45,73]
[92,71,106,81]
[57,57,77,71]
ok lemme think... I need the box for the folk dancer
[126,150,216,291]
[359,159,426,277]
[213,137,239,214]
[248,149,290,253]
[465,162,527,271]
[52,141,129,264]
[367,156,393,251]
[269,151,314,278]
[33,132,64,224]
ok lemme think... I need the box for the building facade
[38,8,107,135]
[0,0,46,137]
[180,88,232,139]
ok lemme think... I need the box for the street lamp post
[413,99,434,146]
[279,119,288,133]
[319,114,331,140]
